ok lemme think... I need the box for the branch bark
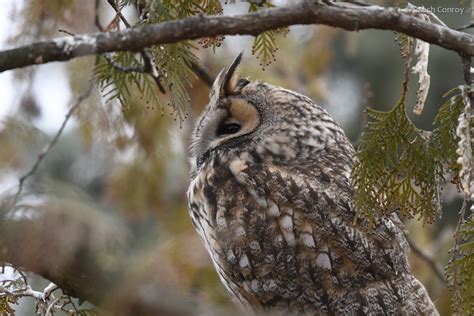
[0,2,473,72]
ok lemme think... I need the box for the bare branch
[404,233,446,284]
[102,52,145,72]
[107,0,131,28]
[189,61,214,87]
[58,29,76,36]
[141,49,167,94]
[456,23,474,31]
[0,2,473,72]
[94,0,103,31]
[462,56,472,83]
[9,82,94,208]
[43,283,58,300]
[0,267,80,315]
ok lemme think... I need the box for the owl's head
[190,54,353,175]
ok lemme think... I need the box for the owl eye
[216,122,241,137]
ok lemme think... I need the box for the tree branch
[189,61,214,87]
[404,233,446,284]
[9,82,94,208]
[0,2,473,72]
[102,0,167,94]
[0,209,198,315]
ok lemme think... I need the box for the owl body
[188,55,438,315]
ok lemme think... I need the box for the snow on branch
[0,2,473,72]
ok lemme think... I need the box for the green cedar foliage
[352,87,468,226]
[95,0,287,121]
[353,31,472,314]
[352,100,441,224]
[95,0,224,121]
[248,1,287,70]
[448,214,474,315]
[95,52,161,113]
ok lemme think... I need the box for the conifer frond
[251,30,278,70]
[431,87,466,183]
[128,0,224,50]
[94,52,162,113]
[394,32,413,60]
[152,41,198,122]
[98,1,210,121]
[353,101,442,224]
[448,214,474,315]
[0,297,14,315]
[249,1,283,70]
[196,0,224,50]
[353,86,470,225]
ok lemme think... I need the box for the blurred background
[0,0,471,314]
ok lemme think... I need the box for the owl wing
[213,156,437,315]
[227,156,410,275]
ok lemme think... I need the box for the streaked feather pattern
[188,55,438,315]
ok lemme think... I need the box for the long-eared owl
[187,54,438,315]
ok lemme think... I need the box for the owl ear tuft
[222,52,243,96]
[210,53,244,100]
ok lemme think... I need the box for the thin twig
[14,267,28,287]
[189,61,214,87]
[331,0,372,8]
[95,0,154,82]
[401,3,447,28]
[45,298,60,316]
[106,0,167,93]
[405,233,446,283]
[124,0,214,88]
[113,0,215,88]
[102,53,145,73]
[141,49,167,93]
[353,82,373,147]
[400,37,413,103]
[107,0,131,28]
[60,295,79,313]
[10,83,94,208]
[43,282,58,300]
[462,56,472,83]
[94,0,104,31]
[456,23,474,31]
[58,29,75,36]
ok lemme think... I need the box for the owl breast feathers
[187,54,438,315]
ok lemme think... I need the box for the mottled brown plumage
[187,54,438,315]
